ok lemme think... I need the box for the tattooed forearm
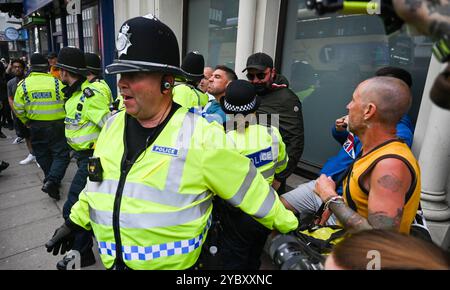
[368,208,403,230]
[377,174,403,192]
[329,202,372,232]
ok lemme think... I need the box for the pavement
[0,127,309,270]
[0,129,104,270]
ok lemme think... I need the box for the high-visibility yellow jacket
[64,79,111,151]
[13,72,65,124]
[173,84,209,109]
[70,107,298,270]
[226,124,288,185]
[89,78,113,103]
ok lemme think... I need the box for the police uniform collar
[62,77,87,98]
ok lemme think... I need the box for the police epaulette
[83,88,95,98]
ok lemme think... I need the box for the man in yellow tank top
[314,76,421,234]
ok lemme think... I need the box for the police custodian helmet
[106,14,185,81]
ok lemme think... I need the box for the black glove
[45,222,76,256]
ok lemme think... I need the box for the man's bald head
[357,76,412,126]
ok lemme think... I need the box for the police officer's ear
[160,75,174,94]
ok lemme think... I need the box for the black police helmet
[30,53,48,71]
[55,47,88,76]
[106,14,185,81]
[220,79,260,115]
[85,53,102,75]
[181,51,204,82]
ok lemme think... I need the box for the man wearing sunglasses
[243,52,304,194]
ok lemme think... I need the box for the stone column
[235,0,257,79]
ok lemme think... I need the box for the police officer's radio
[88,157,103,182]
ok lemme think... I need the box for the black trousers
[215,199,271,270]
[62,150,94,260]
[29,121,71,184]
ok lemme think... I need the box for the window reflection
[282,0,432,168]
[187,0,239,70]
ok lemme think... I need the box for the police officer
[84,53,113,103]
[45,15,298,270]
[173,51,209,109]
[54,47,111,269]
[215,80,288,270]
[13,53,70,200]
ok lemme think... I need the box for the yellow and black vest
[343,139,421,234]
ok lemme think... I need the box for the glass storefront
[55,6,99,54]
[187,0,239,70]
[281,0,433,169]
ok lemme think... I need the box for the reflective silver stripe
[24,100,65,106]
[97,113,112,128]
[106,112,120,130]
[65,121,96,131]
[254,187,276,219]
[67,132,99,144]
[227,164,258,206]
[89,198,212,229]
[27,108,65,115]
[13,102,24,108]
[261,166,276,179]
[277,155,287,168]
[15,109,25,115]
[165,113,199,193]
[87,180,210,208]
[268,127,279,165]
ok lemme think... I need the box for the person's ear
[364,103,377,120]
[270,68,276,79]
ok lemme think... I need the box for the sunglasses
[246,72,267,81]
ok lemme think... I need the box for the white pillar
[419,102,450,221]
[416,57,450,248]
[253,0,281,58]
[235,0,257,79]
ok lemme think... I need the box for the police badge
[116,23,132,57]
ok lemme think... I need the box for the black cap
[55,47,87,76]
[220,79,260,115]
[375,66,412,88]
[85,53,102,75]
[30,53,48,69]
[242,52,273,73]
[47,52,58,59]
[181,51,204,82]
[106,14,185,81]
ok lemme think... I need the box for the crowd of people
[1,13,449,271]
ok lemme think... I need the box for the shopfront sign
[22,16,47,27]
[5,27,19,41]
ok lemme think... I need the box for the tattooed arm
[315,157,411,232]
[365,158,411,231]
[315,175,372,232]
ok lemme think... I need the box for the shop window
[187,0,239,70]
[281,0,432,169]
